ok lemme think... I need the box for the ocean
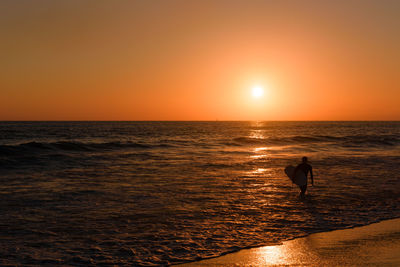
[0,121,399,266]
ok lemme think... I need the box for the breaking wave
[232,134,399,147]
[0,141,163,156]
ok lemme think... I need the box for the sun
[251,85,264,98]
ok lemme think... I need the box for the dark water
[0,121,399,266]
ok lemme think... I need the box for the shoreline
[178,217,400,266]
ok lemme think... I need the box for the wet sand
[180,218,400,266]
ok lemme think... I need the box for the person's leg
[300,184,307,198]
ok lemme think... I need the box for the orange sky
[1,0,399,120]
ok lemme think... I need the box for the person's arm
[310,166,314,185]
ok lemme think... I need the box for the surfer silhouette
[293,156,314,198]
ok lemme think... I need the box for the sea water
[0,121,399,265]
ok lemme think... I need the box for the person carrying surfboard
[293,156,314,198]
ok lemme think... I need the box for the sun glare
[252,86,264,98]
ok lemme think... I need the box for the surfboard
[284,165,307,186]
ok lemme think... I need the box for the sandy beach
[180,218,400,266]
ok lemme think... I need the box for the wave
[232,134,400,147]
[1,133,398,158]
[0,141,159,156]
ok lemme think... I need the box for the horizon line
[0,120,399,122]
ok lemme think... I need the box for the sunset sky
[1,0,399,121]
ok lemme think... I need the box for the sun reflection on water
[250,147,270,159]
[250,154,267,159]
[257,245,287,265]
[254,147,269,152]
[253,168,267,174]
[184,238,320,266]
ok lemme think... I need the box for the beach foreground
[180,218,400,266]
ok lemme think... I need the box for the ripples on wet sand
[182,218,400,266]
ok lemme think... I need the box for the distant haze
[1,0,399,120]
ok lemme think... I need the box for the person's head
[302,156,308,163]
